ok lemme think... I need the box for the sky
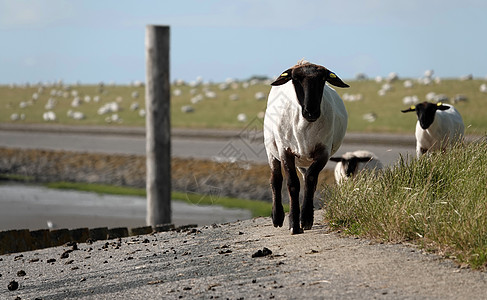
[0,0,486,84]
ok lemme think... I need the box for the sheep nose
[303,109,319,122]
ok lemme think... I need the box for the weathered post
[145,25,171,226]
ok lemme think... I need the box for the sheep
[330,150,383,184]
[42,111,56,122]
[10,113,25,121]
[181,105,194,113]
[402,95,419,106]
[255,92,266,101]
[67,110,85,120]
[263,60,349,234]
[401,102,464,157]
[237,113,247,122]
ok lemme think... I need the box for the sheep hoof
[301,218,314,230]
[290,227,304,235]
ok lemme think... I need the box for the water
[0,183,252,231]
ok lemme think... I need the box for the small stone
[17,270,26,277]
[8,280,19,291]
[252,247,272,258]
[61,250,72,259]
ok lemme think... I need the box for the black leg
[302,147,328,230]
[270,157,284,227]
[282,149,302,235]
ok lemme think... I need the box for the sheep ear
[437,102,450,111]
[326,70,349,88]
[357,157,373,163]
[329,157,342,162]
[271,69,293,86]
[401,105,416,113]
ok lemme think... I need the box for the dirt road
[2,210,486,299]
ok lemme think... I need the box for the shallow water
[0,183,252,231]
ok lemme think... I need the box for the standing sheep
[330,150,383,184]
[401,102,464,157]
[264,60,349,234]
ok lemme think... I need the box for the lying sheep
[330,150,383,184]
[264,60,349,234]
[401,102,464,157]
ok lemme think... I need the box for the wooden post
[145,25,171,226]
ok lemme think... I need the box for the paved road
[0,124,417,169]
[2,210,486,299]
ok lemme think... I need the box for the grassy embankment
[1,78,487,134]
[324,140,487,269]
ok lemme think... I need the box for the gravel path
[2,210,486,299]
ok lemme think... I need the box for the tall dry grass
[324,139,487,268]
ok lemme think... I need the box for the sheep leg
[282,149,303,235]
[270,157,284,227]
[302,148,328,230]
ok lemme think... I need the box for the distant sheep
[401,102,464,157]
[330,150,383,184]
[264,60,349,234]
[237,113,247,122]
[255,92,266,101]
[42,111,56,122]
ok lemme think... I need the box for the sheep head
[330,155,373,177]
[271,62,349,122]
[401,101,450,129]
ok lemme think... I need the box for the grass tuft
[324,138,487,269]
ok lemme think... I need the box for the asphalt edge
[0,223,199,255]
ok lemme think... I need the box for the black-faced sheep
[263,60,349,234]
[401,101,464,157]
[330,150,383,184]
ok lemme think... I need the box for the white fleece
[263,81,348,168]
[333,150,383,184]
[415,104,464,157]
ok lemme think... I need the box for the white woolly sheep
[401,102,464,157]
[255,92,266,101]
[181,105,194,113]
[10,113,25,121]
[402,95,419,106]
[42,111,56,122]
[130,102,140,111]
[67,110,85,120]
[237,113,247,122]
[264,60,349,234]
[330,150,383,184]
[362,112,377,122]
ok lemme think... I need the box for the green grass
[44,181,287,218]
[324,139,487,268]
[2,78,487,134]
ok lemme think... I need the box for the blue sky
[0,0,486,84]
